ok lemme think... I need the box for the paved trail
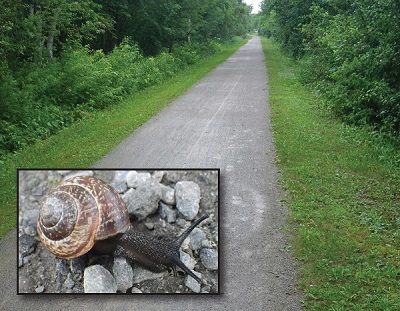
[2,36,302,310]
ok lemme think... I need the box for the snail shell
[37,176,131,258]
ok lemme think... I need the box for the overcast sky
[243,0,262,13]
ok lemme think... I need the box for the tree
[93,0,251,55]
[260,0,400,135]
[15,0,112,63]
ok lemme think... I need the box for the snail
[36,175,210,284]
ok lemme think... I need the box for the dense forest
[0,0,252,157]
[258,0,400,142]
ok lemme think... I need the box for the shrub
[172,43,201,65]
[264,0,400,140]
[107,40,144,93]
[57,47,123,109]
[0,37,227,157]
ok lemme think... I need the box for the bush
[172,43,201,65]
[0,38,227,157]
[107,41,144,93]
[296,1,400,139]
[58,47,123,109]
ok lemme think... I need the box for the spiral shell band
[38,191,78,241]
[37,176,131,259]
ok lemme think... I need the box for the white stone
[126,171,151,188]
[185,271,202,293]
[175,181,201,220]
[113,257,133,292]
[83,265,117,293]
[160,184,176,205]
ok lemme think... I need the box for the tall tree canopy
[1,0,252,64]
[92,0,252,55]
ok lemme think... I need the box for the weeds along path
[4,36,302,309]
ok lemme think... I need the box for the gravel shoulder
[2,36,302,310]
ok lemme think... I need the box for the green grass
[0,37,249,238]
[262,37,400,310]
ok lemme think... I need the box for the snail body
[37,176,208,283]
[114,215,209,282]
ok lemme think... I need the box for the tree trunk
[30,4,44,62]
[187,18,191,43]
[47,8,60,61]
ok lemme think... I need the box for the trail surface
[2,36,302,310]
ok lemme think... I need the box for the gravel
[18,169,219,294]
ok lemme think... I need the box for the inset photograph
[18,169,219,294]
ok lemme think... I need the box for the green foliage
[0,37,232,157]
[171,40,222,65]
[260,0,400,140]
[263,37,400,310]
[260,0,313,57]
[172,44,202,65]
[57,47,122,108]
[93,0,251,56]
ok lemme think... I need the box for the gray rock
[70,257,86,275]
[200,248,218,271]
[126,171,151,188]
[132,265,167,284]
[114,170,129,182]
[35,285,45,293]
[110,180,127,193]
[188,228,206,251]
[113,257,133,292]
[83,265,117,293]
[152,171,165,183]
[160,184,176,205]
[21,208,39,229]
[64,273,75,289]
[159,202,177,223]
[176,218,189,228]
[201,285,211,293]
[201,240,213,248]
[180,250,196,270]
[123,179,161,219]
[22,253,36,265]
[185,272,202,293]
[18,252,23,268]
[175,181,200,220]
[19,234,36,257]
[58,259,69,276]
[131,287,143,293]
[23,225,37,237]
[144,221,154,230]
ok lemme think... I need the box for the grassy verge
[0,37,249,238]
[262,37,400,310]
